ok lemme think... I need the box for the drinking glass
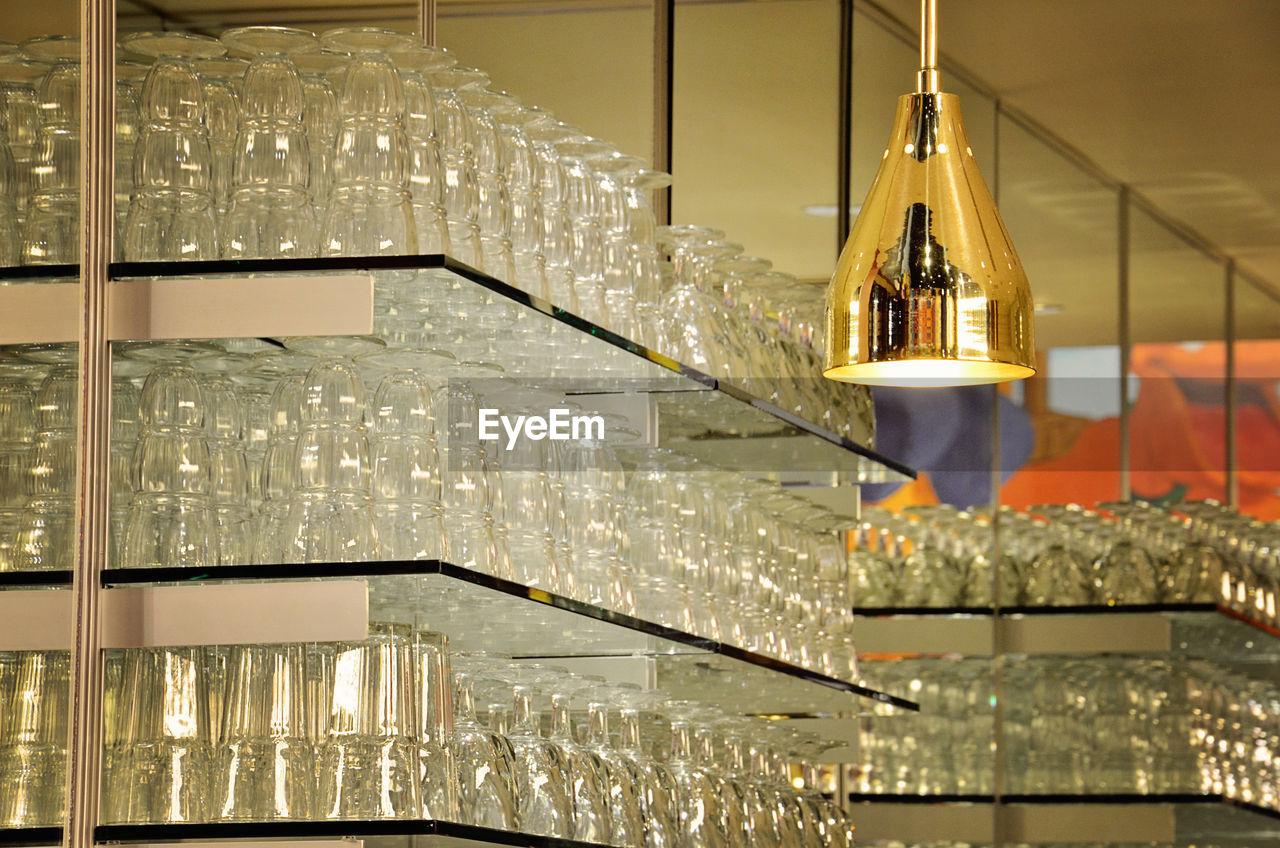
[388,45,453,254]
[481,90,548,298]
[413,628,457,820]
[319,27,417,257]
[449,670,517,829]
[662,701,728,848]
[541,672,613,843]
[219,27,318,259]
[275,338,381,563]
[293,51,346,210]
[192,56,246,226]
[121,31,224,261]
[0,57,45,248]
[583,683,645,847]
[14,365,79,571]
[194,366,252,566]
[522,112,577,309]
[215,644,313,820]
[611,685,681,848]
[426,66,484,268]
[103,646,214,823]
[457,79,517,282]
[318,624,422,819]
[121,364,217,569]
[0,651,69,826]
[358,351,447,560]
[557,133,610,326]
[0,380,35,571]
[500,676,572,837]
[19,37,79,265]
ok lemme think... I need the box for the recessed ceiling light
[1034,302,1063,315]
[803,204,862,218]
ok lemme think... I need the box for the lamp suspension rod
[918,0,939,93]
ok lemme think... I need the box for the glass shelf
[100,254,914,483]
[100,560,918,714]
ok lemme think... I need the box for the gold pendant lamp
[824,0,1035,387]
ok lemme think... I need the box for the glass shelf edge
[101,253,915,481]
[98,559,918,711]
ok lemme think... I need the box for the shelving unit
[0,242,918,846]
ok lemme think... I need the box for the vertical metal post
[836,0,853,251]
[1225,260,1237,506]
[1118,188,1132,500]
[420,0,437,47]
[652,0,674,226]
[66,0,114,845]
[989,105,1007,848]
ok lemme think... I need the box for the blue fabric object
[860,386,1035,508]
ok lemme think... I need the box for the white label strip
[1002,612,1172,654]
[0,589,74,651]
[0,283,79,345]
[110,274,374,341]
[0,275,375,346]
[102,580,370,648]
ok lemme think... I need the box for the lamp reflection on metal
[824,0,1035,387]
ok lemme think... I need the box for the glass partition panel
[672,0,838,281]
[1233,277,1280,519]
[995,116,1122,514]
[1128,206,1227,504]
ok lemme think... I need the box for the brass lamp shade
[824,92,1035,387]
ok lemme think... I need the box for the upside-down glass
[219,27,318,259]
[20,37,79,265]
[319,27,417,257]
[121,31,223,262]
[388,45,452,255]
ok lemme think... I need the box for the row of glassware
[849,501,1277,616]
[0,629,850,848]
[854,655,1280,810]
[0,28,874,442]
[0,336,860,681]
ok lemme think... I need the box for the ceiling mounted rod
[918,0,939,92]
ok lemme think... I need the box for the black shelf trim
[105,253,916,481]
[0,570,73,588]
[96,819,612,846]
[100,559,919,712]
[0,828,61,847]
[0,264,78,281]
